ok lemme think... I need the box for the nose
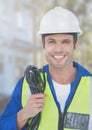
[54,43,63,52]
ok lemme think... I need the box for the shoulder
[11,77,24,101]
[39,64,49,72]
[73,61,92,77]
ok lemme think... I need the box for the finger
[34,93,46,98]
[34,100,45,108]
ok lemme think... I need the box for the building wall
[0,0,38,95]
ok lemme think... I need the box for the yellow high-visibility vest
[21,74,91,130]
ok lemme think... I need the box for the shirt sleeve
[0,77,26,130]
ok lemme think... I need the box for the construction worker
[0,6,92,130]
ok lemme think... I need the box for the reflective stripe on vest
[22,75,91,130]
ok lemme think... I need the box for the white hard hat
[38,7,83,35]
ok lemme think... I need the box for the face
[43,34,78,70]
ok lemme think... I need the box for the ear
[42,40,45,48]
[74,41,79,49]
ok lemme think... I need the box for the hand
[23,93,46,119]
[17,93,46,130]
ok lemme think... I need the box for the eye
[47,39,56,44]
[62,39,71,44]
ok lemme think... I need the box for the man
[0,6,92,130]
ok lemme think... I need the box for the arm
[0,77,46,130]
[0,78,26,130]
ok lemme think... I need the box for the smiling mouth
[53,55,65,59]
[52,55,66,60]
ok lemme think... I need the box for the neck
[49,64,77,84]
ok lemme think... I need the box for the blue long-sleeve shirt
[0,62,92,130]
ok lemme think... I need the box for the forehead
[45,34,73,40]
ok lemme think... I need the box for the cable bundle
[24,65,46,130]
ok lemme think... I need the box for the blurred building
[0,0,41,95]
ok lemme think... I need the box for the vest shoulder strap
[88,76,92,130]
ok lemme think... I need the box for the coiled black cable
[24,65,46,94]
[24,65,46,130]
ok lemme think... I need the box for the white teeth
[54,56,64,59]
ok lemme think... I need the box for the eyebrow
[46,37,72,42]
[46,37,55,41]
[62,39,72,42]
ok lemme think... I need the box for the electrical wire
[24,65,46,130]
